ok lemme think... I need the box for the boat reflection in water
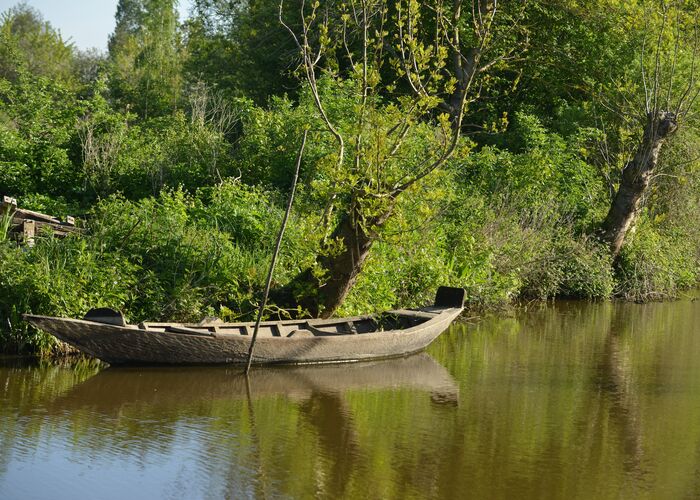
[45,352,459,413]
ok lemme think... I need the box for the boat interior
[136,309,438,339]
[76,286,464,340]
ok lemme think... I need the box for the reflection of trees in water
[432,302,659,498]
[300,391,359,498]
[559,300,700,497]
[596,304,647,479]
[233,380,459,498]
[689,439,700,498]
[240,378,270,500]
[297,390,457,498]
[181,356,458,498]
[209,388,361,498]
[0,410,14,480]
[0,361,102,466]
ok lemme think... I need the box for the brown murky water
[2,298,700,499]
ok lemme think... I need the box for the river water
[2,298,700,499]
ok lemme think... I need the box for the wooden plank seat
[164,325,218,338]
[296,320,360,337]
[141,317,398,338]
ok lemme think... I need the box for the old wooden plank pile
[1,196,80,246]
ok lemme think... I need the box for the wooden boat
[24,286,465,366]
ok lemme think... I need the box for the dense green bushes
[2,84,700,355]
[2,128,699,355]
[0,235,138,353]
[0,182,318,354]
[616,220,700,301]
[2,1,700,355]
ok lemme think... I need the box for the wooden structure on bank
[1,196,80,246]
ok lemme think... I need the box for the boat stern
[434,286,466,309]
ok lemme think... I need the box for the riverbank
[4,282,699,360]
[3,1,700,358]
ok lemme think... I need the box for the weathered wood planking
[2,195,80,246]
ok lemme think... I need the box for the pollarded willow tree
[600,1,700,257]
[279,0,524,316]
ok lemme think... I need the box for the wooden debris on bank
[1,196,80,246]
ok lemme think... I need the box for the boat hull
[25,308,463,366]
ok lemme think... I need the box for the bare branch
[651,3,669,113]
[665,7,681,110]
[280,0,345,169]
[641,31,650,114]
[676,13,700,115]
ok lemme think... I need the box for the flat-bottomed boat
[24,286,465,366]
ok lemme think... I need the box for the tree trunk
[273,198,394,319]
[316,202,394,318]
[600,111,677,257]
[316,213,372,317]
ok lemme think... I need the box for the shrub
[0,236,137,355]
[616,219,699,301]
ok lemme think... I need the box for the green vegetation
[1,1,700,354]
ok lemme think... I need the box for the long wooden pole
[244,130,308,374]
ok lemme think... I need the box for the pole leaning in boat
[245,130,308,374]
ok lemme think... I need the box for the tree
[108,0,184,118]
[599,1,700,257]
[0,3,76,83]
[276,0,523,316]
[184,0,299,103]
[0,5,83,200]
